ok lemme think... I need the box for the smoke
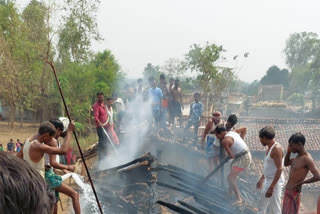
[98,92,153,170]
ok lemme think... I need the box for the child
[184,93,204,142]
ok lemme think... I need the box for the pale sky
[17,0,320,82]
[93,0,320,82]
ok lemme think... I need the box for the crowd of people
[0,138,23,153]
[1,73,320,214]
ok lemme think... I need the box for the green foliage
[284,32,319,70]
[58,0,101,62]
[260,65,289,87]
[287,93,305,106]
[143,63,161,80]
[185,42,235,95]
[284,32,320,110]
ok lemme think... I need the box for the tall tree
[260,65,289,87]
[284,32,320,110]
[185,42,234,94]
[0,1,31,127]
[185,42,235,115]
[58,0,101,63]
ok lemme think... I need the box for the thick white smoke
[98,92,153,170]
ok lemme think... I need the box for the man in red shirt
[92,92,108,162]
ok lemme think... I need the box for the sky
[17,0,320,82]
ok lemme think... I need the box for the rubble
[87,152,259,214]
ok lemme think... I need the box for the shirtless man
[256,126,284,214]
[17,121,80,214]
[46,118,79,214]
[170,79,183,127]
[283,133,320,214]
[215,125,252,204]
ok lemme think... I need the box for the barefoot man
[214,125,252,204]
[17,121,81,214]
[256,126,284,214]
[283,133,320,214]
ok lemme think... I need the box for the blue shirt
[149,87,163,110]
[189,101,204,122]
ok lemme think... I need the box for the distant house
[227,97,247,115]
[258,85,284,101]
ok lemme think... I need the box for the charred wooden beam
[156,200,196,214]
[177,200,210,214]
[92,153,154,177]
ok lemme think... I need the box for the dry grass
[0,121,38,148]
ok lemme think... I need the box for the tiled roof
[237,118,320,151]
[244,158,320,190]
[195,117,320,151]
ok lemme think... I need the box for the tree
[143,63,161,80]
[260,65,289,87]
[58,0,101,63]
[284,32,320,110]
[184,42,235,115]
[284,32,319,70]
[185,42,234,95]
[162,58,185,78]
[0,1,32,127]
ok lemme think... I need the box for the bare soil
[0,121,38,149]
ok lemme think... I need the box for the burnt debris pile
[89,152,259,214]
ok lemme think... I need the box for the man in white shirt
[256,126,284,214]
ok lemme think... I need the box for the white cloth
[226,131,248,155]
[23,139,45,177]
[106,106,114,125]
[114,98,125,112]
[257,178,284,214]
[264,142,284,179]
[257,142,284,214]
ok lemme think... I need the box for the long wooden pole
[45,60,103,214]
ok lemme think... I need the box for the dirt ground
[0,121,38,149]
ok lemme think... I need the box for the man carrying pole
[92,92,109,162]
[214,125,252,205]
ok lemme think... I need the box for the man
[0,144,3,151]
[225,114,247,138]
[7,138,15,153]
[0,151,54,214]
[215,125,252,204]
[105,97,120,146]
[256,126,284,214]
[159,74,169,127]
[283,133,320,214]
[148,76,163,131]
[17,121,79,213]
[201,111,225,171]
[168,77,175,126]
[170,79,183,127]
[184,93,204,143]
[112,93,125,133]
[46,118,79,214]
[92,92,108,162]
